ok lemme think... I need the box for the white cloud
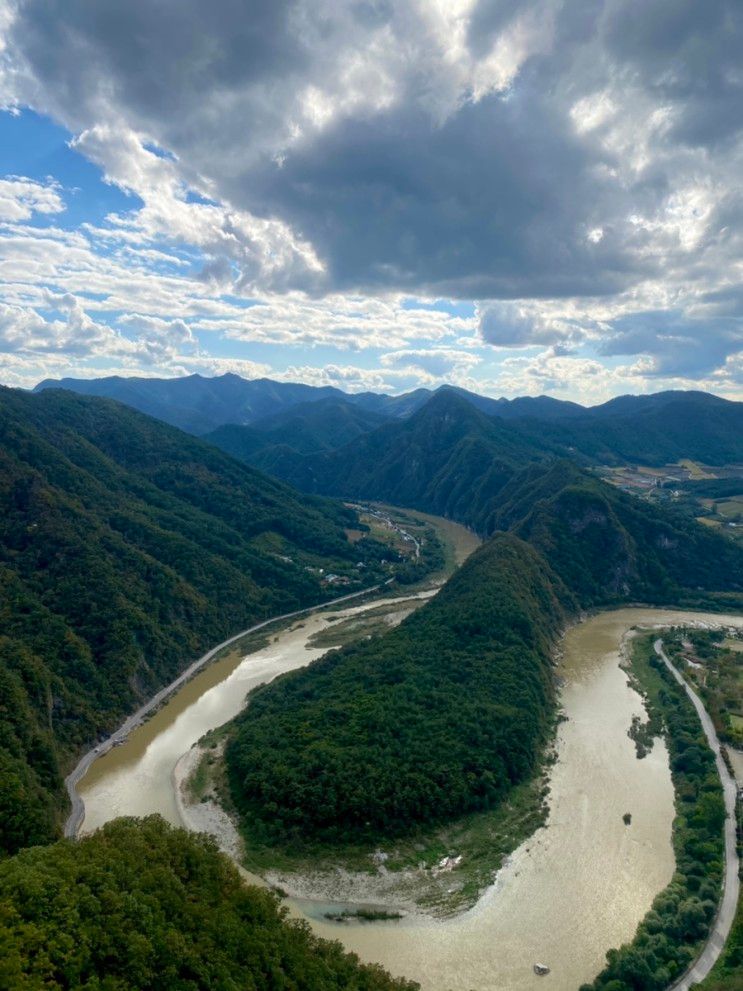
[0,0,742,400]
[381,347,481,378]
[0,176,65,221]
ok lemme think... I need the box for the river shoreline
[180,612,687,919]
[76,592,742,991]
[64,579,395,838]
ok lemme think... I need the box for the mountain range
[3,373,742,990]
[35,375,743,475]
[36,373,700,434]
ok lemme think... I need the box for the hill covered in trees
[206,398,389,470]
[225,457,742,850]
[515,391,743,466]
[0,386,387,856]
[487,461,743,606]
[226,533,569,845]
[0,816,415,991]
[244,391,548,531]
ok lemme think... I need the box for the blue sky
[0,0,741,403]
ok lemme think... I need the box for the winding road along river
[77,581,741,989]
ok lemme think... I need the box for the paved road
[63,581,391,838]
[654,639,740,991]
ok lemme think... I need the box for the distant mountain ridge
[34,373,591,434]
[35,374,743,473]
[206,398,389,466]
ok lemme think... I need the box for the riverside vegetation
[659,629,743,749]
[226,533,568,846]
[224,458,743,873]
[580,633,731,991]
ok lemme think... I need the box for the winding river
[76,541,742,991]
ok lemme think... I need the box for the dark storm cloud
[466,0,524,58]
[3,0,743,384]
[13,0,302,126]
[599,311,743,378]
[234,91,639,298]
[601,0,743,148]
[0,0,640,298]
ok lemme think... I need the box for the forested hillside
[515,391,743,466]
[0,386,381,855]
[226,534,569,845]
[0,817,415,991]
[247,390,547,530]
[487,461,743,605]
[205,389,743,510]
[205,399,388,468]
[225,455,742,850]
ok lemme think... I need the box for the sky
[0,0,741,404]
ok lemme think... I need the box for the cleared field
[716,498,743,521]
[678,458,716,480]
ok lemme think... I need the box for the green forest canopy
[226,533,569,845]
[0,386,390,855]
[0,816,416,991]
[226,460,743,849]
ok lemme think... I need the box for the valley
[1,379,742,991]
[4,8,743,988]
[75,598,743,991]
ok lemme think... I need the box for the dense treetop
[0,816,416,991]
[250,391,546,529]
[226,533,568,845]
[489,461,743,605]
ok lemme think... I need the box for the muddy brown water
[79,569,741,991]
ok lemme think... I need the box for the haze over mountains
[35,374,743,468]
[34,372,642,435]
[35,374,743,541]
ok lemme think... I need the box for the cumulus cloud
[599,311,743,378]
[478,301,586,349]
[0,176,64,221]
[1,0,743,394]
[381,348,480,378]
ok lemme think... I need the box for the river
[78,512,479,833]
[77,584,742,989]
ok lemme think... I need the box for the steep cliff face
[495,462,743,607]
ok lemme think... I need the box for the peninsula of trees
[225,460,742,849]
